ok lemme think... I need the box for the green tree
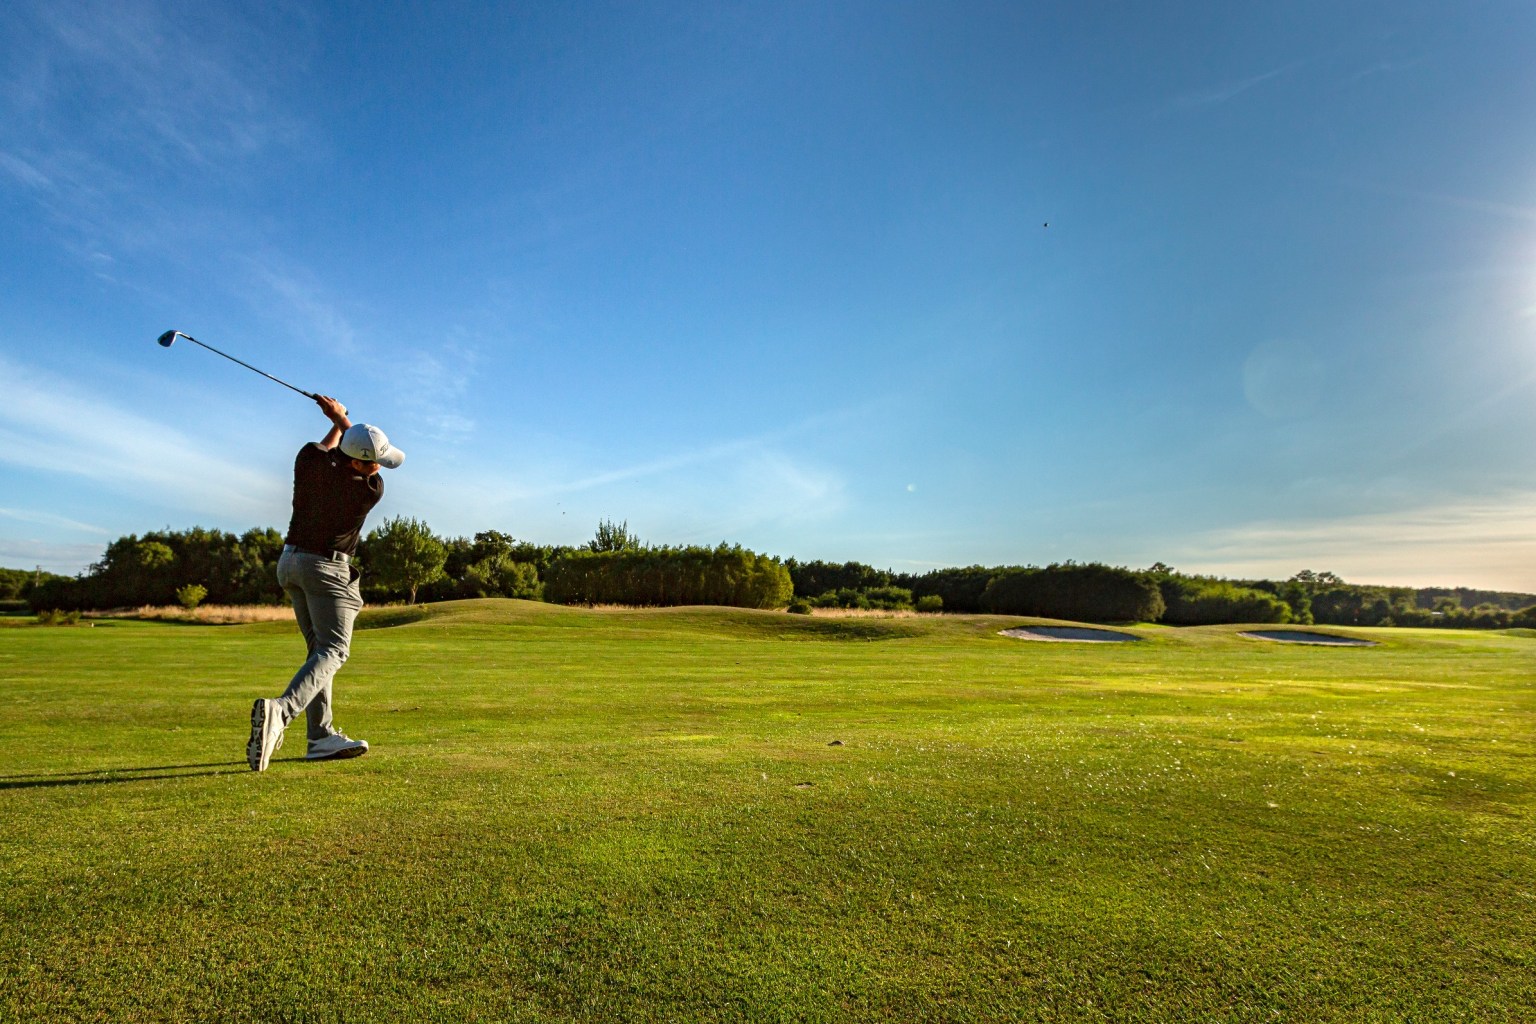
[903,565,1001,613]
[136,541,174,570]
[470,530,517,562]
[1275,581,1314,625]
[982,563,1165,623]
[463,554,542,600]
[545,544,789,608]
[785,559,892,597]
[231,527,286,604]
[1290,569,1344,591]
[437,535,477,589]
[365,516,447,604]
[1158,577,1291,625]
[588,519,642,553]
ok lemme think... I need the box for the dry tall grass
[580,604,927,620]
[85,603,942,622]
[808,607,925,618]
[88,605,294,625]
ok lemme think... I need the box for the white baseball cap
[340,423,405,468]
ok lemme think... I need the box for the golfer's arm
[314,396,352,449]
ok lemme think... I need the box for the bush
[915,594,943,613]
[811,588,868,609]
[864,586,914,610]
[1467,603,1512,629]
[786,598,813,615]
[905,566,999,613]
[36,609,81,626]
[176,583,208,611]
[544,544,792,609]
[786,560,891,598]
[982,564,1164,623]
[462,555,542,600]
[1158,578,1290,625]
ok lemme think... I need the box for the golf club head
[157,330,181,348]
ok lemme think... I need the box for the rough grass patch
[91,604,296,624]
[808,607,921,618]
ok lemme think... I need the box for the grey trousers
[275,546,363,741]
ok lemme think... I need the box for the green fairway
[2,602,1532,1023]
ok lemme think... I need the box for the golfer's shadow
[0,761,248,790]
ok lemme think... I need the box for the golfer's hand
[315,395,350,428]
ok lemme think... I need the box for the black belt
[283,544,352,563]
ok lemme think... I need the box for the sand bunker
[1000,626,1141,643]
[1240,630,1378,647]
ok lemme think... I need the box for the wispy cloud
[246,260,361,355]
[1169,62,1302,109]
[523,436,769,500]
[403,412,852,544]
[1316,172,1536,226]
[1170,493,1536,591]
[1347,56,1428,84]
[1389,189,1536,225]
[387,348,477,443]
[240,257,480,441]
[0,1,306,257]
[30,0,301,164]
[0,151,52,191]
[0,508,111,535]
[685,448,846,539]
[0,354,287,521]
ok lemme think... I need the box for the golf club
[156,330,316,399]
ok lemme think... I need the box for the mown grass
[1,601,1532,1022]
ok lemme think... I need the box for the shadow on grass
[0,761,249,789]
[0,756,342,789]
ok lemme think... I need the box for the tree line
[544,546,791,608]
[25,528,287,611]
[786,559,1536,629]
[19,520,789,614]
[0,566,71,613]
[14,522,1536,629]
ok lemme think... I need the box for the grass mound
[356,599,933,642]
[356,603,439,629]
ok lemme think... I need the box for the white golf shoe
[306,732,369,761]
[247,698,285,772]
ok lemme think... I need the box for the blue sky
[4,1,1536,590]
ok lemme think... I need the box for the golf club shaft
[178,334,316,399]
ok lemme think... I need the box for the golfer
[247,395,404,772]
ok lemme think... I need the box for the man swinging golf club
[247,395,404,772]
